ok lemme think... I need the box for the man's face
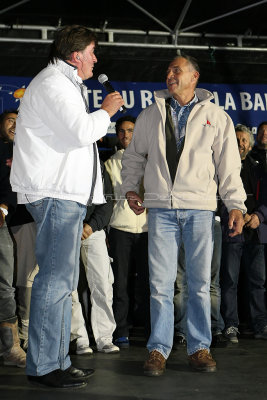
[0,113,17,142]
[166,57,199,99]
[117,120,135,149]
[257,124,267,149]
[236,130,251,160]
[77,42,97,80]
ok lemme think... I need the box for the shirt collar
[171,92,198,109]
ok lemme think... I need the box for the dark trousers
[0,222,16,322]
[220,241,267,333]
[108,227,150,339]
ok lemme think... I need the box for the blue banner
[1,75,266,136]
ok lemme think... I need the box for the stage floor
[1,330,267,400]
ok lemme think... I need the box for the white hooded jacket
[10,59,110,205]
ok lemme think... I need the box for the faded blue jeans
[147,208,214,357]
[25,198,86,376]
[174,219,224,337]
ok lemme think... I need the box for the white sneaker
[98,343,120,354]
[76,343,93,355]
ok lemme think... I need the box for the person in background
[105,115,150,349]
[121,55,246,376]
[0,109,26,368]
[251,121,267,173]
[250,121,267,264]
[10,25,124,389]
[71,160,119,355]
[0,110,38,353]
[8,206,38,351]
[220,124,267,343]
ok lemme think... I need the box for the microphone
[98,74,126,113]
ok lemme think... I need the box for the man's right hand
[228,209,244,237]
[81,223,93,240]
[101,92,124,118]
[126,191,145,215]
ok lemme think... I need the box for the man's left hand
[228,209,244,237]
[245,213,260,229]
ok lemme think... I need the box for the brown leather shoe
[143,350,166,377]
[188,349,216,372]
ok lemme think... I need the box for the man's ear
[192,70,200,83]
[69,52,80,64]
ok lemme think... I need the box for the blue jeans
[220,242,267,333]
[147,208,214,357]
[174,219,224,337]
[25,198,86,376]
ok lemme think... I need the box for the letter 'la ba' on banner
[1,76,266,136]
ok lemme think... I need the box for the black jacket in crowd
[83,160,113,232]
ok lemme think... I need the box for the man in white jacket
[121,55,246,376]
[10,25,124,389]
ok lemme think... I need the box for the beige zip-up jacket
[105,149,148,233]
[121,88,246,213]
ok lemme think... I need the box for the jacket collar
[49,58,83,86]
[155,88,214,105]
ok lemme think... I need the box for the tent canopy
[1,0,267,82]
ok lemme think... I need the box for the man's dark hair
[257,121,267,135]
[48,25,97,63]
[177,53,200,74]
[0,109,18,126]
[115,115,136,135]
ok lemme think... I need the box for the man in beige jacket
[105,115,150,349]
[121,55,246,376]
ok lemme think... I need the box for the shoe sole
[144,369,165,377]
[4,361,26,368]
[27,379,88,389]
[76,351,93,355]
[70,370,95,380]
[115,344,129,349]
[189,365,217,373]
[228,339,239,344]
[97,349,120,354]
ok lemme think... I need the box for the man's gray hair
[235,124,255,147]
